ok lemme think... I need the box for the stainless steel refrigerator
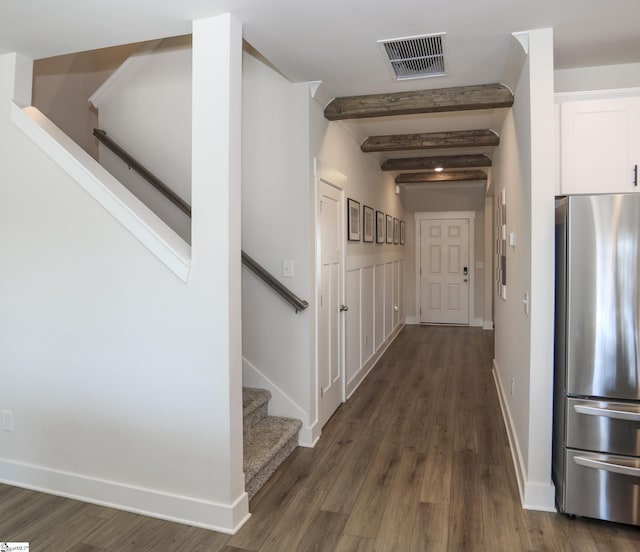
[554,193,640,526]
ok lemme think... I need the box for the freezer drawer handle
[574,456,640,478]
[573,404,640,422]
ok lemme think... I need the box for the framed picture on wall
[386,215,393,244]
[347,198,361,241]
[393,218,399,244]
[376,210,385,243]
[363,205,374,242]
[400,221,405,245]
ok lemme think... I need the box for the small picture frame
[386,215,393,244]
[363,205,374,243]
[400,221,405,245]
[376,210,385,243]
[347,198,361,241]
[393,218,399,244]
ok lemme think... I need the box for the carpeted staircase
[242,387,302,500]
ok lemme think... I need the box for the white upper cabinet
[558,94,640,194]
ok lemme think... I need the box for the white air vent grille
[379,33,446,81]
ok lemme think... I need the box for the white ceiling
[2,0,639,99]
[2,1,639,185]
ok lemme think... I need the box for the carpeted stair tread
[244,415,302,480]
[242,387,271,432]
[241,387,302,499]
[243,415,302,499]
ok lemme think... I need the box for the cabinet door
[560,97,639,194]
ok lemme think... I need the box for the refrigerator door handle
[574,456,640,478]
[574,404,640,422]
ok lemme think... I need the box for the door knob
[340,305,349,312]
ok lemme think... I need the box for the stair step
[244,415,302,500]
[242,387,271,432]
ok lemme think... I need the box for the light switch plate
[2,410,14,432]
[282,259,294,278]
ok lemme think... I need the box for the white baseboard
[492,362,526,504]
[405,316,489,328]
[242,357,316,447]
[522,481,556,512]
[492,361,556,512]
[346,323,404,399]
[0,457,250,534]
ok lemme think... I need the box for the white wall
[240,51,315,441]
[92,36,192,243]
[555,62,640,93]
[492,29,556,511]
[241,53,406,441]
[315,116,405,397]
[32,43,141,159]
[402,183,486,325]
[0,13,247,533]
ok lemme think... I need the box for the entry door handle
[339,305,349,312]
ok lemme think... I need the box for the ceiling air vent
[379,33,446,81]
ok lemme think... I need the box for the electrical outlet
[2,410,14,432]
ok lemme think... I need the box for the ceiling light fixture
[434,167,444,172]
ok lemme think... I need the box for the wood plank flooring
[2,326,640,551]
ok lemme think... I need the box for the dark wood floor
[2,326,640,551]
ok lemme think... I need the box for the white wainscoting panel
[399,261,406,323]
[361,266,374,364]
[393,261,399,328]
[374,263,385,348]
[385,262,393,339]
[345,255,405,397]
[345,269,361,385]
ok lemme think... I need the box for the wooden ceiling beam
[361,129,499,153]
[395,170,487,183]
[324,83,513,121]
[381,154,492,171]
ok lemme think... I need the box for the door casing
[314,160,346,431]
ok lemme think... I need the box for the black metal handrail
[93,128,192,217]
[94,127,308,312]
[241,252,309,313]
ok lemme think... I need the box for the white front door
[318,179,344,427]
[419,218,470,325]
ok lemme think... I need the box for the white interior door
[318,180,344,427]
[420,218,470,325]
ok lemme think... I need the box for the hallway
[229,325,640,551]
[1,326,639,550]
